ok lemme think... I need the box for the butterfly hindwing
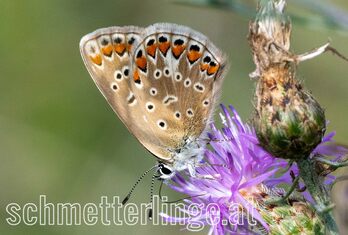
[130,23,227,160]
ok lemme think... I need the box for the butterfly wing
[80,23,227,164]
[129,23,227,162]
[81,26,185,161]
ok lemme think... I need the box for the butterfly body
[80,23,227,178]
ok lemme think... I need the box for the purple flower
[161,104,347,234]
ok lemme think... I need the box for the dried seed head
[249,0,292,78]
[249,0,326,160]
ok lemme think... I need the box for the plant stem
[297,158,339,235]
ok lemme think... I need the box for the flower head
[161,105,346,234]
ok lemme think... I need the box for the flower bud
[249,0,326,159]
[253,67,326,159]
[248,185,325,234]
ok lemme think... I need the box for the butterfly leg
[188,163,221,180]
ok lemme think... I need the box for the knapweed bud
[249,185,325,235]
[249,0,326,159]
[253,67,326,159]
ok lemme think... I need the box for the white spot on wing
[149,87,158,96]
[163,67,171,77]
[163,95,178,106]
[157,119,167,130]
[154,69,162,79]
[146,102,155,112]
[184,78,191,88]
[127,92,137,106]
[174,72,182,82]
[194,82,205,92]
[186,108,194,117]
[203,99,210,107]
[110,82,118,92]
[174,111,181,119]
[122,66,130,78]
[114,70,123,81]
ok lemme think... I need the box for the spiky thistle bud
[247,185,325,235]
[249,0,326,159]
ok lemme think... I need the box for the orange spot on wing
[207,64,219,75]
[114,44,126,55]
[133,69,140,82]
[146,44,157,58]
[158,42,170,55]
[136,56,147,72]
[172,45,186,58]
[187,51,201,63]
[102,45,113,57]
[90,54,102,65]
[200,63,209,71]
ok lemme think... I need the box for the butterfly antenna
[159,180,164,200]
[148,171,157,220]
[122,165,157,205]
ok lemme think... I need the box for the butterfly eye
[158,164,175,179]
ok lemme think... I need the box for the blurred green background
[1,0,348,234]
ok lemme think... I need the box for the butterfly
[80,23,227,180]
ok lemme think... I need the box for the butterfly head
[157,163,175,180]
[157,136,206,179]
